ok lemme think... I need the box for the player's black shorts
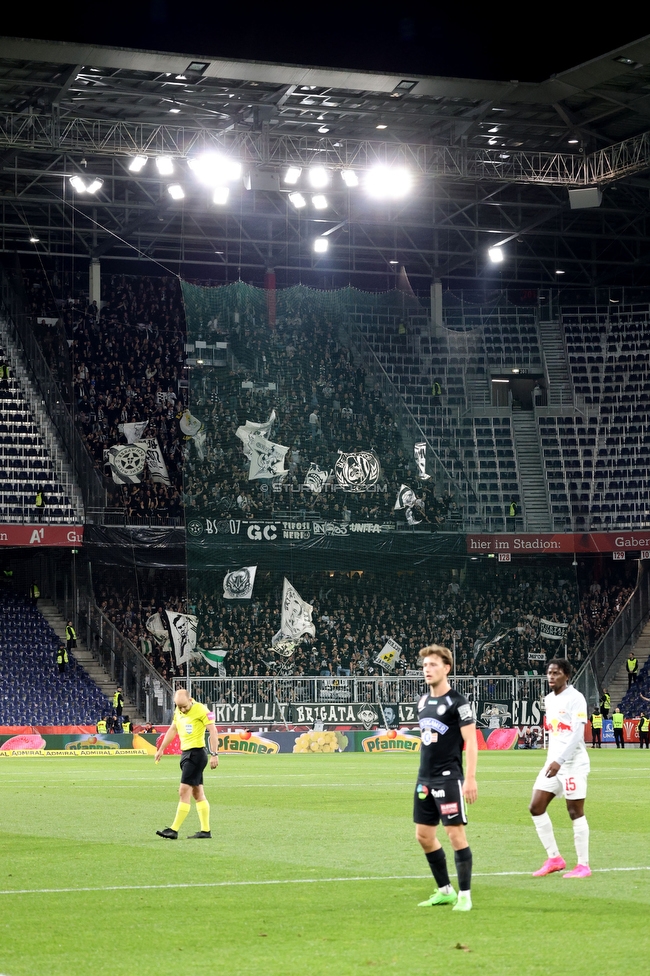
[413,776,467,827]
[180,747,208,786]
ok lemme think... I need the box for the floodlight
[167,184,185,200]
[156,157,174,175]
[341,169,358,187]
[29,236,40,243]
[488,246,504,264]
[188,153,242,186]
[288,192,306,209]
[68,175,103,194]
[128,156,148,172]
[212,186,230,205]
[308,166,329,188]
[284,167,302,185]
[365,166,412,200]
[314,238,329,253]
[312,194,328,209]
[318,126,330,134]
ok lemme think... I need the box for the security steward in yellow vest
[56,644,68,674]
[638,713,649,749]
[590,709,602,749]
[122,717,131,733]
[600,690,611,719]
[96,718,108,734]
[612,707,625,748]
[626,654,638,689]
[113,687,124,717]
[65,622,77,653]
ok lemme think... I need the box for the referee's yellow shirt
[173,701,213,751]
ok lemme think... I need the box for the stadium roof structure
[3,34,650,290]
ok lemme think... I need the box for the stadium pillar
[431,280,443,332]
[265,268,276,328]
[89,259,101,308]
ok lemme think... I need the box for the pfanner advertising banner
[0,525,84,547]
[466,531,650,555]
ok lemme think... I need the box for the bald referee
[155,688,219,839]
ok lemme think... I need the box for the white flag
[164,611,197,668]
[280,578,316,639]
[334,450,380,492]
[179,411,206,460]
[405,506,423,526]
[223,566,257,600]
[196,647,227,671]
[119,421,148,444]
[374,637,402,672]
[414,442,431,480]
[145,612,172,654]
[246,432,289,480]
[394,484,417,510]
[540,619,569,640]
[304,463,331,493]
[136,438,171,486]
[271,631,299,657]
[236,410,277,460]
[106,444,146,484]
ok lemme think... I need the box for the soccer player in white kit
[529,659,591,879]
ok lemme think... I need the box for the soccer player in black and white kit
[414,644,478,913]
[529,659,591,878]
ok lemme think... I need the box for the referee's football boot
[418,888,458,907]
[187,830,212,839]
[156,827,179,839]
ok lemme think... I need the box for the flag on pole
[164,611,197,668]
[304,463,331,493]
[414,442,431,480]
[235,411,277,459]
[136,438,171,486]
[196,647,228,671]
[374,637,402,672]
[280,578,316,639]
[223,566,257,599]
[105,444,146,484]
[119,421,149,444]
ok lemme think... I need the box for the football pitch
[1,751,648,976]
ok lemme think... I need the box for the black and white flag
[271,630,299,657]
[394,483,417,510]
[135,438,171,486]
[106,444,146,484]
[334,450,380,492]
[280,578,316,639]
[164,610,198,668]
[180,410,206,460]
[414,442,431,480]
[119,421,148,444]
[304,463,331,493]
[539,619,569,640]
[223,566,257,600]
[374,637,402,672]
[246,432,289,480]
[145,612,172,655]
[236,410,277,460]
[405,505,423,526]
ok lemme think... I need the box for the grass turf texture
[0,751,648,976]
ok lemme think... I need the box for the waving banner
[540,619,569,640]
[304,463,331,493]
[118,421,148,444]
[280,578,316,639]
[196,647,227,675]
[246,433,289,480]
[394,484,417,510]
[164,611,198,668]
[414,442,431,480]
[374,637,402,672]
[180,410,206,460]
[334,450,380,492]
[135,438,171,486]
[106,444,146,484]
[235,410,277,460]
[223,566,257,600]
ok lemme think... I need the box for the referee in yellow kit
[155,688,219,839]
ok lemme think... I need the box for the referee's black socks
[454,846,473,892]
[425,848,451,889]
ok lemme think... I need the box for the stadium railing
[573,562,650,693]
[77,592,174,725]
[175,675,546,708]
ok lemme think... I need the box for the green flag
[197,647,227,671]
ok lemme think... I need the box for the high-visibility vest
[612,712,624,729]
[35,492,44,507]
[97,720,107,733]
[66,625,76,641]
[122,721,131,733]
[591,713,603,729]
[601,693,611,709]
[56,647,68,665]
[113,691,123,707]
[640,717,649,733]
[626,658,638,673]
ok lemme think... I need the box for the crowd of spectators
[21,268,453,527]
[92,561,636,683]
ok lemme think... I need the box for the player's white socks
[532,813,560,858]
[572,816,589,866]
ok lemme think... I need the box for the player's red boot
[563,864,591,878]
[532,856,566,877]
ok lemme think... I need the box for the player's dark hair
[418,644,453,670]
[547,658,571,677]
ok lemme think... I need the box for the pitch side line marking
[0,866,649,896]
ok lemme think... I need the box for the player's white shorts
[533,759,589,800]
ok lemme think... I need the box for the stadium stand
[0,591,109,725]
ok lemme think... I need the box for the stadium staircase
[511,412,552,531]
[38,600,145,723]
[609,621,650,710]
[538,320,574,406]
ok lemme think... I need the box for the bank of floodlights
[68,175,104,194]
[187,153,242,187]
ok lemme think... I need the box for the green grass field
[1,750,648,976]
